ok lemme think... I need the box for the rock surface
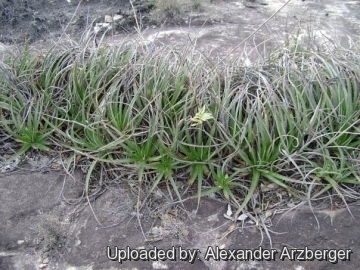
[1,170,360,269]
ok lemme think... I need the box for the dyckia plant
[1,92,52,161]
[201,165,246,202]
[0,29,359,219]
[175,107,226,207]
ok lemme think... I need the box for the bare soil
[0,0,135,44]
[1,1,360,269]
[1,168,360,270]
[2,0,360,62]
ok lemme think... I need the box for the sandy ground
[1,169,360,270]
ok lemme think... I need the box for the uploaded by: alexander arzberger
[106,246,353,264]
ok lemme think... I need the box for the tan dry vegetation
[148,0,206,23]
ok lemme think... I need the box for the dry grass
[148,0,206,23]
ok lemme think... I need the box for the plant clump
[1,31,359,220]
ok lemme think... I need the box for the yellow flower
[190,105,214,126]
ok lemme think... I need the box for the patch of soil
[0,0,151,44]
[1,169,360,270]
[2,0,360,63]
